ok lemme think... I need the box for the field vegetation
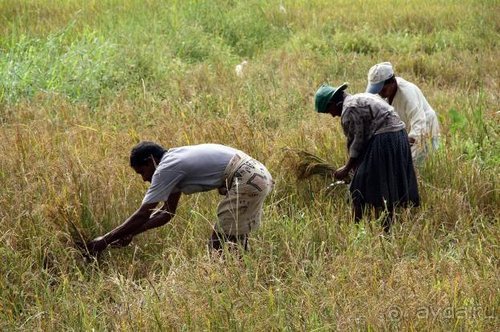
[0,0,498,330]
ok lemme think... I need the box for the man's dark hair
[130,141,166,167]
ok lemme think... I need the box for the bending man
[86,142,273,255]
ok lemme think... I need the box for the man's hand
[408,136,416,146]
[334,166,350,180]
[85,236,108,256]
[110,234,134,248]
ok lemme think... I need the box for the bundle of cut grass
[283,148,337,180]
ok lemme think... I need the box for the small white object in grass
[235,60,248,77]
[279,3,286,14]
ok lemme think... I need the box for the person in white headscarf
[366,62,441,164]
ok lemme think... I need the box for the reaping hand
[85,236,108,256]
[334,166,350,180]
[110,234,134,248]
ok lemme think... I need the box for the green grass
[0,0,498,330]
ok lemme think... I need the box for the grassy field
[0,0,498,330]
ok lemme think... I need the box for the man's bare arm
[102,203,157,245]
[128,192,181,237]
[86,193,181,254]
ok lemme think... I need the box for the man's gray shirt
[142,144,242,204]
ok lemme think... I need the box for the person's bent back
[85,142,274,257]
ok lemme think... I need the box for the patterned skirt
[350,129,420,210]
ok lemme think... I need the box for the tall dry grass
[0,0,498,330]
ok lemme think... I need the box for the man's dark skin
[85,157,181,255]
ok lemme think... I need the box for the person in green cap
[314,83,420,230]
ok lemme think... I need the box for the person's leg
[375,206,394,233]
[208,230,224,252]
[351,187,365,223]
[208,230,248,252]
[353,202,363,222]
[215,159,272,249]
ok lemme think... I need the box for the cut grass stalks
[283,148,338,180]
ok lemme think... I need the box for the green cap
[314,83,348,113]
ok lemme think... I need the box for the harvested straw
[283,148,337,180]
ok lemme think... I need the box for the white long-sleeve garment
[392,77,440,159]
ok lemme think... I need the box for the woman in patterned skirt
[315,83,420,231]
